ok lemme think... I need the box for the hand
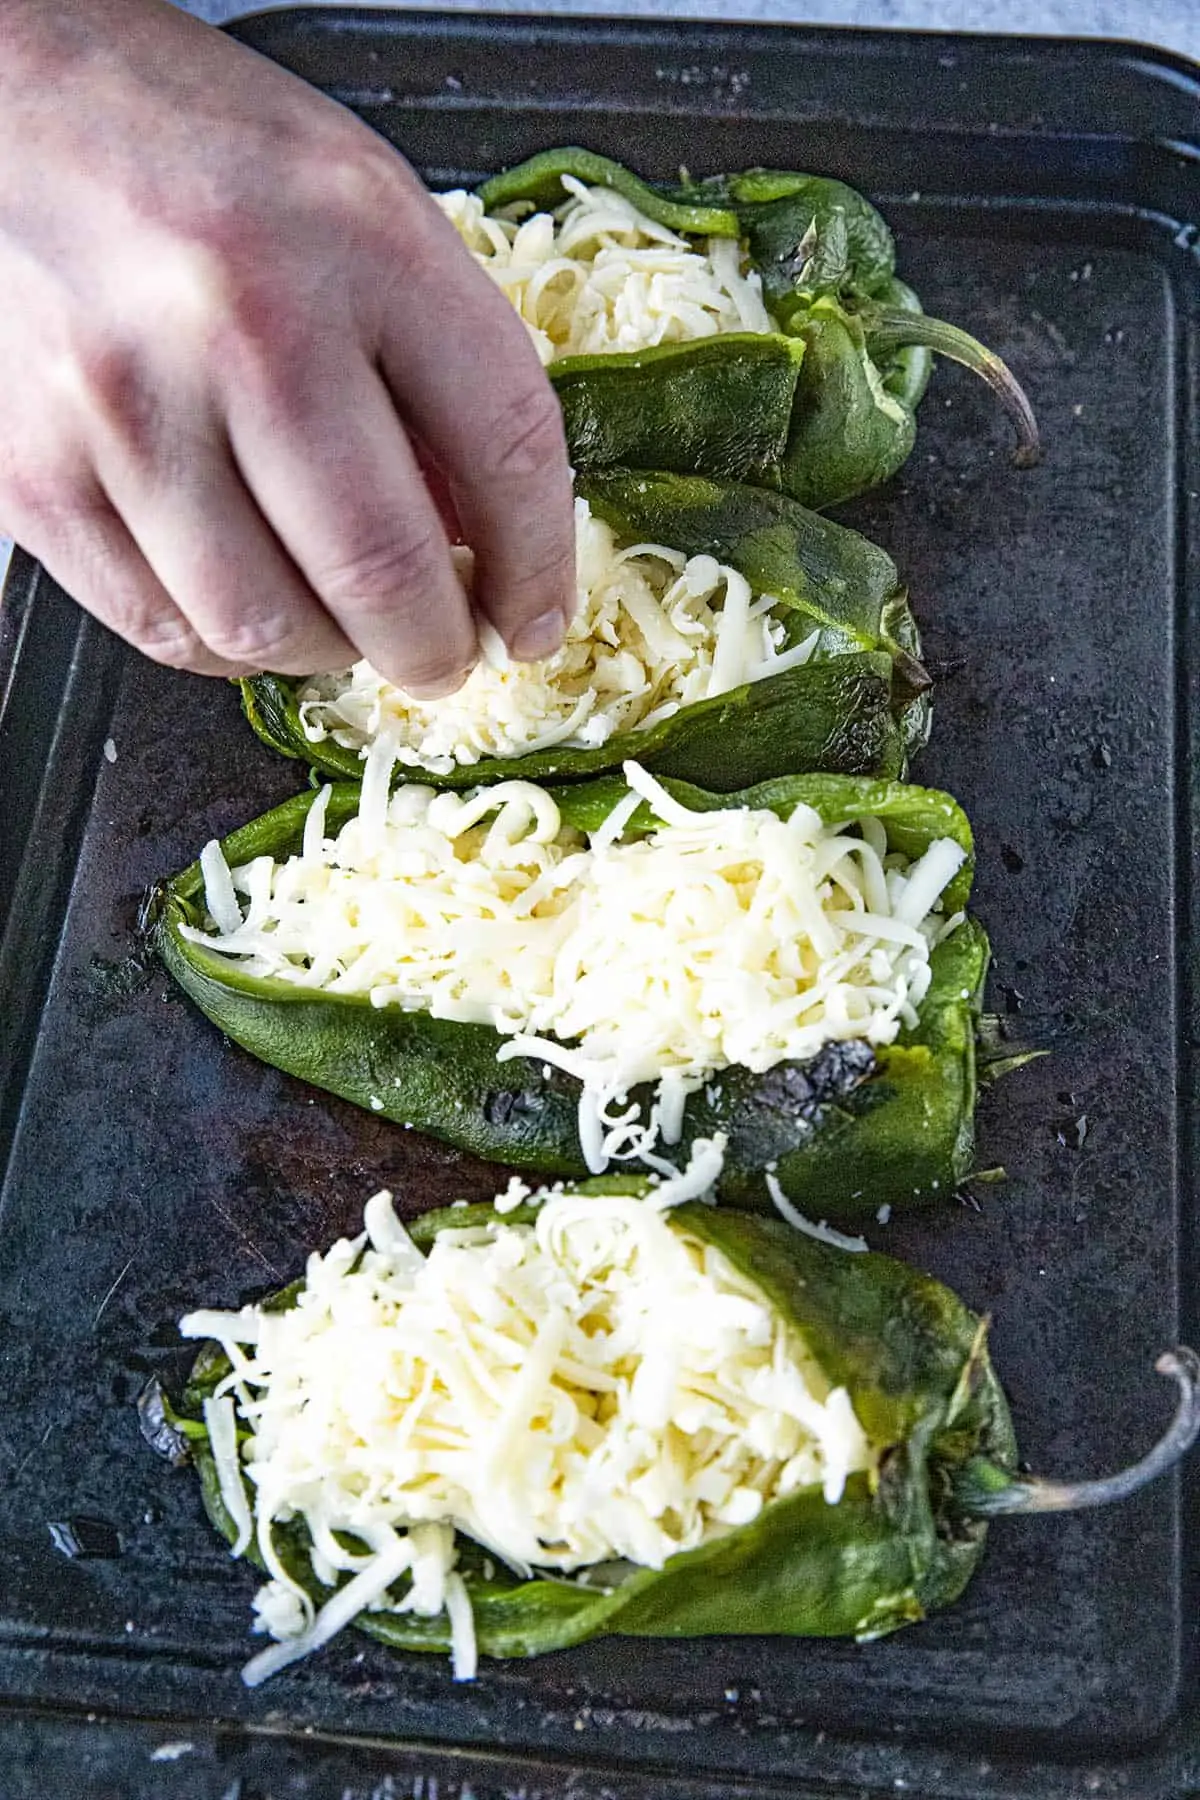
[0,0,574,695]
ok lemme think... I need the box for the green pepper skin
[474,150,1036,509]
[240,469,928,790]
[181,1198,1017,1656]
[551,333,804,485]
[243,470,928,788]
[580,471,905,662]
[243,652,904,793]
[780,300,916,512]
[478,147,742,238]
[151,771,984,1217]
[578,472,931,757]
[683,168,896,317]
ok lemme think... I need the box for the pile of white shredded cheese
[179,1160,874,1684]
[296,497,813,775]
[295,181,798,773]
[184,762,966,1173]
[435,176,772,365]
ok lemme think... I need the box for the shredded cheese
[295,176,803,770]
[182,762,965,1172]
[179,1162,873,1682]
[204,1395,253,1556]
[297,497,813,774]
[435,176,772,365]
[764,1172,868,1252]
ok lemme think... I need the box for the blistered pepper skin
[474,150,1037,508]
[150,770,982,1217]
[180,1198,1017,1657]
[239,470,928,792]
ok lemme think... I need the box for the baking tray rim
[1,10,1198,1797]
[226,4,1200,119]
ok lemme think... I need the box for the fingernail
[404,664,472,701]
[508,609,567,664]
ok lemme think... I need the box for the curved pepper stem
[959,1348,1200,1517]
[865,307,1041,470]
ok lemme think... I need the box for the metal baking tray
[0,10,1197,1796]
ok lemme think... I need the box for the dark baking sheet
[1,10,1198,1797]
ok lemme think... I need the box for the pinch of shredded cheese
[435,176,772,365]
[179,1162,873,1683]
[296,497,813,775]
[181,762,965,1173]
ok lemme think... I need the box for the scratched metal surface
[0,13,1197,1799]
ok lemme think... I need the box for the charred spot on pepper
[482,1087,554,1128]
[707,1041,882,1177]
[136,1374,192,1467]
[748,1040,878,1119]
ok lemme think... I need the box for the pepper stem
[958,1348,1200,1517]
[891,646,933,698]
[866,308,1041,469]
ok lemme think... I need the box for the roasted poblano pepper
[152,769,985,1216]
[472,149,1040,510]
[240,469,930,793]
[175,1198,1200,1661]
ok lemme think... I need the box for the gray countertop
[183,0,1199,63]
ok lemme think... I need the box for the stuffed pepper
[241,470,929,793]
[431,148,1039,509]
[169,1163,1199,1681]
[151,761,988,1215]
